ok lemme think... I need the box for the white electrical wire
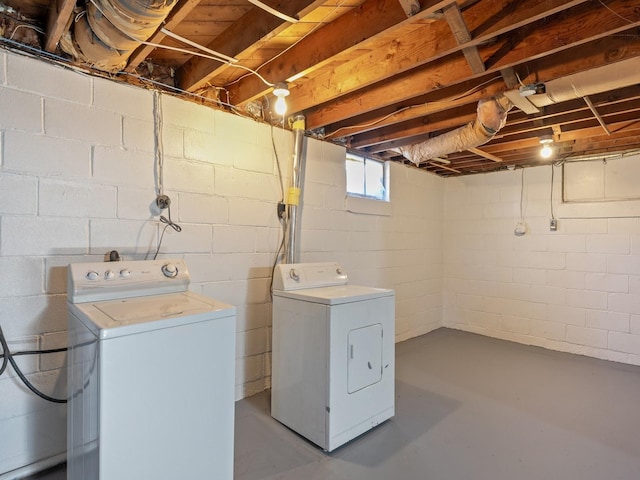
[247,0,299,24]
[153,90,164,196]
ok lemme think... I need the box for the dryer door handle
[350,344,354,359]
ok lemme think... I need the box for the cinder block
[3,130,91,177]
[162,94,215,132]
[233,142,273,174]
[0,294,67,337]
[214,166,280,200]
[184,128,218,163]
[39,179,116,218]
[0,257,43,297]
[0,87,42,132]
[586,310,629,333]
[528,285,566,306]
[567,325,608,349]
[546,270,585,289]
[117,186,158,220]
[235,327,268,358]
[235,354,264,385]
[0,51,5,84]
[499,315,530,335]
[93,145,156,188]
[203,279,248,306]
[609,293,640,315]
[228,197,274,227]
[0,216,88,256]
[89,219,157,256]
[547,235,586,253]
[163,157,215,194]
[586,234,630,254]
[255,226,282,253]
[161,124,184,158]
[214,109,256,143]
[93,77,153,120]
[608,331,640,355]
[178,192,228,224]
[512,267,546,285]
[632,316,640,334]
[547,304,586,326]
[45,98,121,146]
[152,223,212,255]
[529,319,566,341]
[566,252,606,273]
[566,289,607,310]
[213,225,256,253]
[607,254,640,274]
[234,303,271,333]
[44,255,94,295]
[7,53,91,104]
[39,331,68,371]
[122,117,154,152]
[563,218,608,235]
[0,172,37,215]
[0,335,39,379]
[585,273,628,293]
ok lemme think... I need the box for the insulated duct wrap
[66,0,177,72]
[396,95,512,165]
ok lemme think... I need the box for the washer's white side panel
[271,297,328,448]
[328,295,395,451]
[97,315,235,480]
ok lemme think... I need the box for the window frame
[345,151,390,202]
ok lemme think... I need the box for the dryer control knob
[336,268,344,275]
[86,271,99,280]
[120,269,131,278]
[162,263,179,278]
[104,270,115,280]
[289,269,300,281]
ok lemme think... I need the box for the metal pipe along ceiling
[395,95,513,165]
[63,0,177,72]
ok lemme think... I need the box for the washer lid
[69,291,235,339]
[273,284,394,305]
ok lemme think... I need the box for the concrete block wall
[0,50,443,476]
[444,164,640,366]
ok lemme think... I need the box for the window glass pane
[364,159,385,199]
[346,157,365,196]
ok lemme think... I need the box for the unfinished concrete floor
[27,328,640,480]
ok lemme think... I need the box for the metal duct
[395,95,512,165]
[285,115,307,264]
[528,57,640,108]
[65,0,177,72]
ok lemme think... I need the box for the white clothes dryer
[66,259,236,480]
[271,262,395,452]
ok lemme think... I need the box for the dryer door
[347,323,383,393]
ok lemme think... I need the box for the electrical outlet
[156,195,171,210]
[550,218,558,231]
[514,221,527,236]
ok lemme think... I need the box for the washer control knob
[336,268,343,275]
[120,269,131,278]
[104,270,115,280]
[86,271,99,280]
[289,269,300,281]
[162,263,178,278]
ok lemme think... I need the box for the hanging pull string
[153,203,181,260]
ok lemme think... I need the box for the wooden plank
[397,0,420,17]
[126,0,205,72]
[443,3,485,74]
[177,0,326,92]
[468,147,503,162]
[583,95,611,136]
[227,0,455,106]
[44,0,75,52]
[301,0,639,128]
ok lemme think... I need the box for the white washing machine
[66,259,236,480]
[271,262,395,452]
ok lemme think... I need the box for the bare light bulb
[273,82,290,116]
[540,144,553,159]
[274,95,287,115]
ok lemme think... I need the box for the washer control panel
[68,259,190,303]
[273,262,348,291]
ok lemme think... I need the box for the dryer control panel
[68,259,190,303]
[272,262,348,291]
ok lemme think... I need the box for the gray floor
[28,328,640,480]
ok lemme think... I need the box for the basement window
[346,152,389,201]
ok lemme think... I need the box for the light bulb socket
[539,135,554,145]
[273,82,290,98]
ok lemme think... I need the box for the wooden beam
[125,0,204,72]
[177,0,325,92]
[227,0,454,106]
[301,0,639,129]
[397,0,420,17]
[443,3,485,74]
[468,147,503,162]
[44,0,75,53]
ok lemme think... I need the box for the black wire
[153,204,182,260]
[550,163,555,220]
[0,325,67,404]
